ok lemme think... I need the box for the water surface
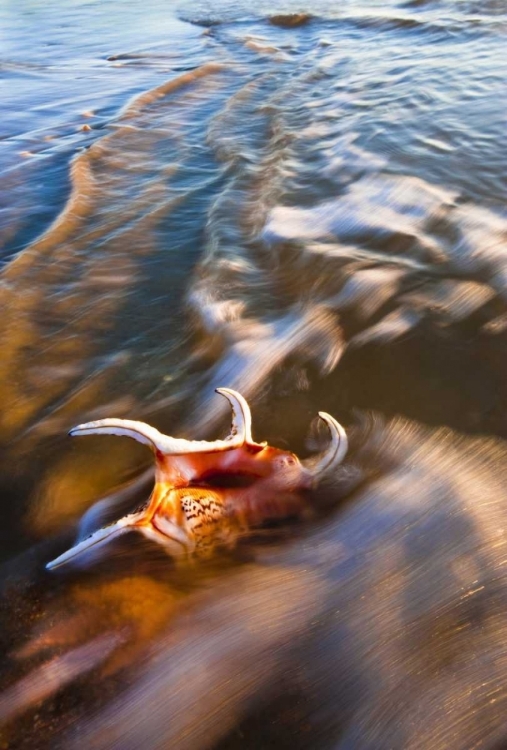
[0,0,506,746]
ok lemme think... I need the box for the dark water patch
[0,157,72,266]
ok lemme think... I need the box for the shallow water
[0,0,506,746]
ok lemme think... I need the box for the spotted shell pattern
[178,489,240,558]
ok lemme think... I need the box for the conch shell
[47,388,347,569]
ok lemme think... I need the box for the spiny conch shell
[46,388,348,570]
